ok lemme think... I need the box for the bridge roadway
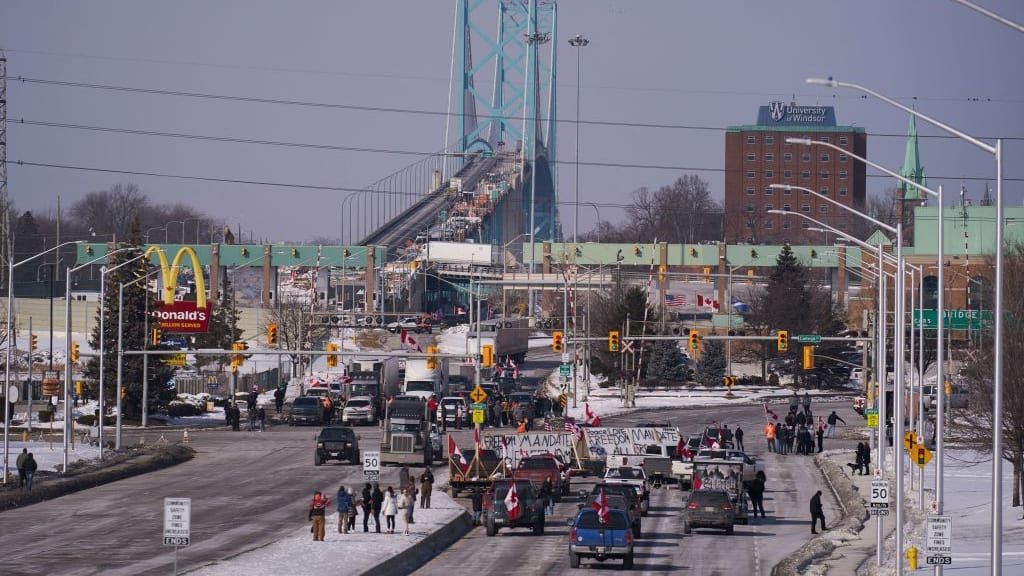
[361,156,500,251]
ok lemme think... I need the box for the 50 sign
[362,450,380,482]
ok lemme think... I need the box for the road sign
[926,515,952,565]
[472,409,485,424]
[795,334,822,344]
[559,364,571,377]
[163,498,191,547]
[470,403,487,411]
[865,408,878,429]
[914,445,934,468]
[163,353,187,367]
[362,450,381,483]
[621,340,635,353]
[469,386,488,404]
[868,479,890,516]
[561,352,570,364]
[914,308,992,330]
[903,431,921,452]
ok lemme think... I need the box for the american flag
[564,417,582,440]
[665,293,687,308]
[543,418,552,432]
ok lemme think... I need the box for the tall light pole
[3,240,82,485]
[568,33,589,244]
[719,257,743,378]
[501,233,530,317]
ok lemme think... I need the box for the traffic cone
[183,430,190,445]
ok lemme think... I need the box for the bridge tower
[454,0,559,243]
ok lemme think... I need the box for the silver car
[342,396,376,425]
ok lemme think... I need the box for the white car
[386,317,421,333]
[438,396,468,426]
[342,396,377,425]
[604,466,650,514]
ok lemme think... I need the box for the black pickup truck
[484,479,546,536]
[314,426,360,466]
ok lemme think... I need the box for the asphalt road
[419,399,860,576]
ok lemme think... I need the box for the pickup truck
[567,508,635,569]
[314,426,360,466]
[603,466,649,515]
[484,479,545,536]
[514,455,570,501]
[588,483,642,537]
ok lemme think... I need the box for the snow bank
[5,440,100,473]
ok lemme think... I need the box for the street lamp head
[768,183,791,191]
[569,34,589,47]
[785,137,812,146]
[767,209,788,216]
[805,77,837,88]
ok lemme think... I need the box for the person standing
[232,404,241,431]
[826,411,846,439]
[747,473,766,518]
[810,490,826,534]
[816,421,825,453]
[257,406,267,432]
[440,403,448,433]
[361,483,373,533]
[802,391,812,416]
[382,486,398,534]
[23,452,38,491]
[721,424,733,445]
[789,390,799,414]
[420,468,434,509]
[336,485,351,534]
[455,403,464,430]
[274,386,285,414]
[371,483,384,533]
[735,425,745,452]
[471,487,484,525]
[427,395,438,424]
[539,477,555,516]
[404,477,417,524]
[399,466,411,493]
[347,487,358,532]
[308,491,330,541]
[862,443,871,476]
[16,448,28,488]
[764,421,776,452]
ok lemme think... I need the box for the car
[341,396,377,425]
[314,426,360,466]
[387,317,422,333]
[602,467,649,514]
[289,396,324,426]
[515,454,571,499]
[483,479,546,536]
[567,508,635,569]
[438,396,469,426]
[683,489,735,535]
[588,483,642,536]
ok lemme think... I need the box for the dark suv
[683,489,735,535]
[314,426,360,466]
[483,479,545,536]
[290,396,324,426]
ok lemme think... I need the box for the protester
[361,483,374,533]
[471,487,484,525]
[816,421,825,453]
[826,411,846,438]
[382,486,398,534]
[371,483,384,533]
[810,490,826,534]
[16,448,28,488]
[404,477,417,524]
[735,425,745,452]
[274,386,285,414]
[347,487,358,532]
[308,491,330,541]
[336,485,351,534]
[862,443,871,476]
[257,406,267,432]
[399,487,411,536]
[419,468,434,509]
[802,391,812,416]
[748,472,766,518]
[764,421,776,452]
[540,477,555,516]
[22,452,38,491]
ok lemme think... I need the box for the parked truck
[380,397,437,466]
[466,327,528,365]
[344,356,400,399]
[403,357,447,400]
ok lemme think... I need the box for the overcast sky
[2,0,1022,243]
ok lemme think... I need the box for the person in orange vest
[764,421,777,453]
[516,418,528,433]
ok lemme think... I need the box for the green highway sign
[913,309,992,331]
[796,334,821,344]
[559,364,571,377]
[471,403,488,411]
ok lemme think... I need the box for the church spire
[897,114,926,201]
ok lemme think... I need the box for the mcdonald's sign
[145,246,211,333]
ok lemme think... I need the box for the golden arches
[142,246,208,309]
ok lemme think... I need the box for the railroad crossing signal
[326,342,339,368]
[481,344,494,367]
[266,323,278,346]
[70,342,80,363]
[688,330,700,351]
[802,345,814,370]
[552,331,564,353]
[608,330,620,352]
[776,330,789,352]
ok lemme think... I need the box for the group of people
[15,448,38,491]
[224,401,266,432]
[848,442,872,475]
[309,466,434,540]
[763,395,846,455]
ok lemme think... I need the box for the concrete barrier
[359,507,473,576]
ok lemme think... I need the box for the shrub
[166,401,203,418]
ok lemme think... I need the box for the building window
[746,152,756,161]
[745,187,755,195]
[839,170,848,180]
[746,170,756,178]
[765,220,774,229]
[821,136,830,143]
[839,136,848,145]
[783,219,791,229]
[819,205,829,215]
[820,171,831,180]
[782,203,792,211]
[784,169,793,178]
[801,221,811,229]
[821,187,829,196]
[784,152,793,162]
[783,187,792,196]
[765,187,774,196]
[839,153,848,162]
[801,204,810,213]
[765,136,774,145]
[747,136,757,145]
[802,152,811,162]
[765,153,775,162]
[839,187,848,197]
[801,188,810,196]
[765,204,774,212]
[820,153,830,162]
[765,170,774,178]
[745,204,755,213]
[801,170,810,179]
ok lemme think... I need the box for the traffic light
[703,267,711,282]
[777,330,789,352]
[426,345,438,370]
[30,333,38,352]
[326,342,339,368]
[747,269,755,285]
[151,327,162,346]
[658,265,667,283]
[608,330,620,352]
[802,345,815,370]
[266,323,278,346]
[552,331,564,352]
[231,341,245,368]
[688,330,700,351]
[481,344,494,367]
[70,342,80,363]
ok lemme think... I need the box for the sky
[2,0,1022,243]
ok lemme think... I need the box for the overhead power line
[11,119,1020,182]
[5,75,1024,141]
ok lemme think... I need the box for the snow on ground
[435,324,470,355]
[5,440,100,473]
[193,470,462,576]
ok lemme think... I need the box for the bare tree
[263,298,329,376]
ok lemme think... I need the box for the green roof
[866,230,893,246]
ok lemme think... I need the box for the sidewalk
[190,473,470,576]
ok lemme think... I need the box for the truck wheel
[486,518,497,537]
[314,453,322,466]
[683,522,691,535]
[533,517,544,535]
[569,551,580,568]
[623,552,635,569]
[633,522,641,538]
[350,450,360,466]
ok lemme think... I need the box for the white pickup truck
[603,466,650,515]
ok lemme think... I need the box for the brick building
[724,103,867,244]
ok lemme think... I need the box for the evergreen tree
[645,339,686,384]
[13,211,43,284]
[589,285,654,380]
[695,341,727,387]
[191,272,243,369]
[85,217,176,419]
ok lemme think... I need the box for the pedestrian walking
[232,404,241,431]
[274,386,285,414]
[257,406,267,432]
[735,425,745,452]
[789,391,799,414]
[308,491,330,541]
[22,452,37,491]
[764,422,776,452]
[748,473,766,518]
[540,477,555,516]
[371,483,384,533]
[382,486,398,534]
[361,483,373,533]
[826,411,846,439]
[721,424,733,444]
[471,487,484,525]
[16,448,28,488]
[816,422,825,453]
[810,490,826,534]
[347,488,358,532]
[802,391,812,416]
[336,485,351,534]
[862,443,871,476]
[419,468,434,509]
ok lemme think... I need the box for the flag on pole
[665,293,688,308]
[584,403,601,427]
[543,418,552,432]
[400,330,422,353]
[764,403,779,422]
[505,481,522,521]
[448,434,468,472]
[592,487,610,524]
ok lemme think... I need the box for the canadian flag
[592,487,610,524]
[474,426,480,450]
[584,403,601,427]
[764,403,779,422]
[448,434,468,471]
[697,294,720,310]
[505,481,522,521]
[400,330,422,353]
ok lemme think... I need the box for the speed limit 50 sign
[363,450,380,482]
[869,479,890,516]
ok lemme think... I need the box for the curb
[357,509,473,576]
[771,450,869,576]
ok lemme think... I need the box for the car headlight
[317,442,325,447]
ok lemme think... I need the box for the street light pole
[568,33,589,244]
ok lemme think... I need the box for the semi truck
[380,397,438,466]
[403,357,447,400]
[466,327,528,365]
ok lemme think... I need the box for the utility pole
[0,51,10,295]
